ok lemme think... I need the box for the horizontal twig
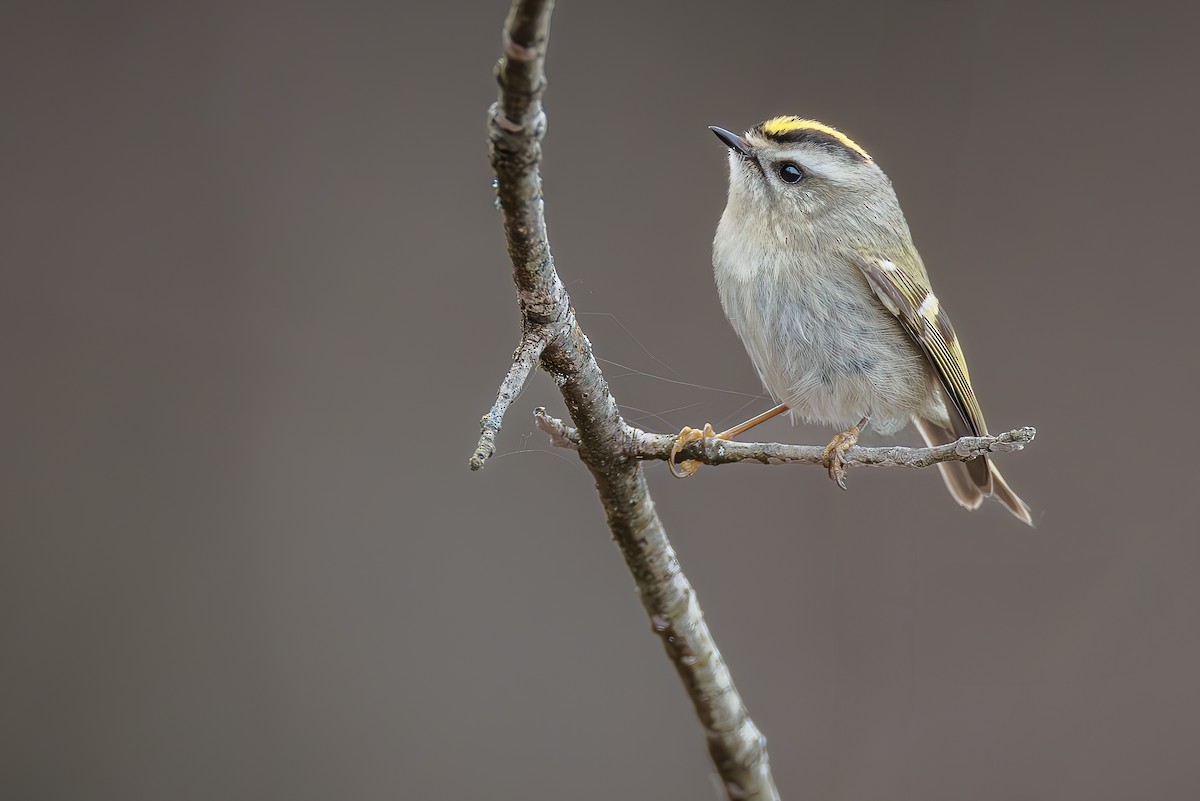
[535,408,1035,469]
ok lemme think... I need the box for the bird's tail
[914,418,1032,526]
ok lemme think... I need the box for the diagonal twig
[470,329,549,470]
[471,1,780,798]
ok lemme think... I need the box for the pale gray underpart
[534,408,1035,470]
[470,1,780,799]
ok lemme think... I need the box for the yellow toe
[669,424,718,479]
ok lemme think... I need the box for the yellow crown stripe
[758,117,872,161]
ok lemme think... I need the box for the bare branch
[535,408,1035,470]
[474,1,780,797]
[533,405,579,450]
[470,330,549,470]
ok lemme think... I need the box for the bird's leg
[716,403,792,440]
[669,403,789,479]
[822,415,871,490]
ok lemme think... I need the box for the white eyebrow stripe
[771,149,856,183]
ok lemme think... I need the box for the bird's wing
[851,247,988,438]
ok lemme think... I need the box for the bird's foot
[668,423,719,479]
[822,418,867,490]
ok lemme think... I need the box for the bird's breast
[713,236,934,433]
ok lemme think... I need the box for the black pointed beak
[709,126,752,157]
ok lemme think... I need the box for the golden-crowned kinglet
[672,116,1031,525]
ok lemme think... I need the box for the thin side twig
[472,2,780,798]
[470,329,549,470]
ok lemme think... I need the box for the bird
[669,116,1031,525]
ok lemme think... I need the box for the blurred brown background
[4,1,1199,799]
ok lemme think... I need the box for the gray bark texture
[534,409,1035,470]
[470,1,780,798]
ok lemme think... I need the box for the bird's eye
[778,162,804,183]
